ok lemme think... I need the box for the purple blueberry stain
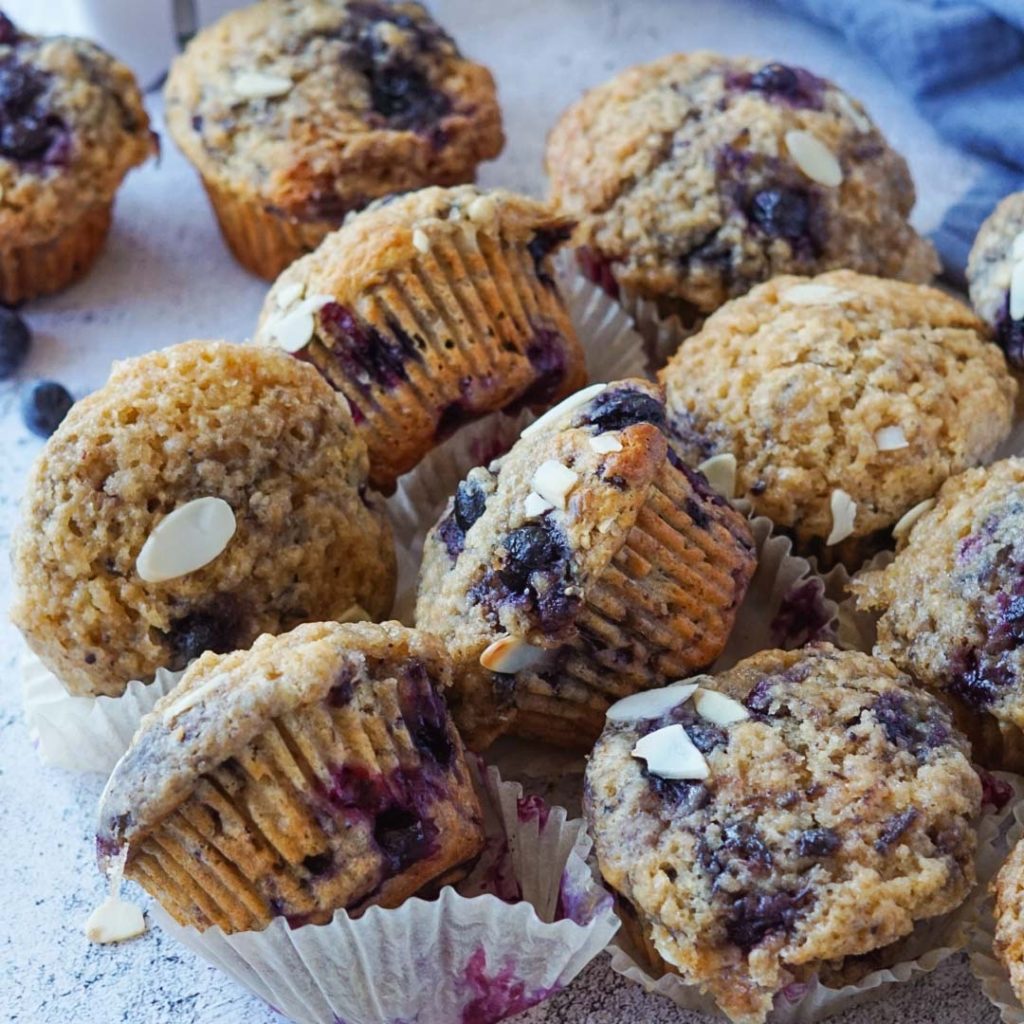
[868,690,950,759]
[397,659,456,769]
[458,948,555,1024]
[796,827,840,858]
[576,246,620,300]
[874,807,919,854]
[770,578,835,648]
[505,328,569,411]
[725,888,811,951]
[318,303,421,391]
[728,62,827,110]
[978,768,1014,811]
[748,187,812,240]
[515,794,551,828]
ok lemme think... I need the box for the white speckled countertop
[0,1,1002,1021]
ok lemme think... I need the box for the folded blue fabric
[773,0,1024,280]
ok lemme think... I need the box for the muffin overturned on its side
[11,341,396,698]
[0,12,155,303]
[415,379,756,751]
[967,191,1024,370]
[547,52,937,327]
[165,0,503,278]
[585,645,981,1024]
[854,459,1024,771]
[661,270,1016,566]
[97,621,484,932]
[256,186,587,492]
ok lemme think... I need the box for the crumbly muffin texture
[416,378,755,749]
[256,185,585,491]
[967,191,1024,370]
[12,341,396,698]
[585,645,981,1024]
[165,0,503,222]
[97,621,483,930]
[854,459,1024,768]
[661,270,1016,556]
[547,52,937,321]
[993,833,1024,1007]
[0,13,154,244]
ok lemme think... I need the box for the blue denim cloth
[773,0,1024,280]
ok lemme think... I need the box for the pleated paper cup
[151,762,619,1024]
[21,653,183,774]
[609,771,1022,1024]
[970,794,1024,1023]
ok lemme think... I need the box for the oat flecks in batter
[661,270,1016,556]
[11,341,396,697]
[854,458,1024,770]
[547,52,938,321]
[585,644,981,1024]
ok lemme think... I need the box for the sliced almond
[266,294,333,353]
[84,896,146,945]
[467,194,497,222]
[785,130,843,187]
[874,425,909,451]
[697,453,737,500]
[826,488,857,546]
[1011,260,1024,320]
[480,635,544,674]
[521,383,607,438]
[275,280,305,309]
[412,228,431,254]
[338,603,370,624]
[606,682,699,724]
[1013,231,1024,262]
[632,724,709,781]
[834,92,872,133]
[233,70,293,101]
[892,498,935,541]
[589,433,623,455]
[137,497,237,584]
[532,460,579,510]
[693,687,749,726]
[162,674,225,723]
[523,491,555,518]
[782,283,853,306]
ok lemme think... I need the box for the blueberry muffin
[585,644,981,1024]
[165,0,503,279]
[96,621,483,932]
[11,341,395,698]
[992,832,1024,1007]
[854,458,1024,770]
[661,270,1016,566]
[255,185,586,492]
[0,12,155,303]
[415,379,756,751]
[967,191,1024,370]
[547,53,938,328]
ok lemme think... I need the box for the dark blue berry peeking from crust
[725,888,811,951]
[436,476,489,559]
[165,595,245,668]
[869,690,950,758]
[727,62,826,110]
[748,187,811,240]
[317,302,422,390]
[0,306,30,379]
[994,294,1024,370]
[580,385,665,433]
[527,224,573,288]
[0,56,70,164]
[21,379,73,437]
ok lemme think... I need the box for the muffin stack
[12,4,1024,1024]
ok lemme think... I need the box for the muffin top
[164,0,503,220]
[967,190,1024,369]
[11,340,396,698]
[854,459,1024,748]
[993,832,1024,1007]
[660,270,1016,554]
[255,185,585,492]
[96,620,455,862]
[585,644,980,1024]
[416,378,755,747]
[546,52,937,319]
[0,13,154,244]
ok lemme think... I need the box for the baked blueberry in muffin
[0,12,154,302]
[11,341,396,697]
[585,645,981,1023]
[547,52,937,330]
[256,186,586,492]
[416,378,756,750]
[97,621,484,932]
[165,0,503,278]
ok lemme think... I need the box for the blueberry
[0,62,43,112]
[499,523,563,591]
[368,63,451,131]
[21,380,73,437]
[398,660,455,768]
[527,225,572,287]
[748,188,810,239]
[165,597,242,667]
[302,852,334,876]
[749,63,800,95]
[373,806,429,873]
[796,828,840,858]
[744,678,775,715]
[0,13,17,45]
[726,889,808,951]
[0,306,30,379]
[874,807,918,854]
[454,479,487,533]
[995,298,1024,370]
[507,329,568,410]
[318,303,419,389]
[583,387,665,433]
[576,246,620,299]
[0,112,52,160]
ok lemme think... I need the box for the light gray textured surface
[0,1,1000,1022]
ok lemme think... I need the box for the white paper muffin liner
[608,771,1023,1024]
[21,654,183,774]
[151,761,619,1024]
[970,786,1024,1022]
